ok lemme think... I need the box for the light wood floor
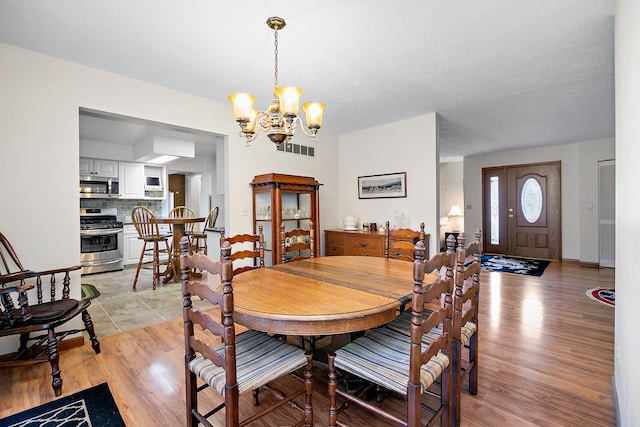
[0,261,615,426]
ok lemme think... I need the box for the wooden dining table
[230,256,423,337]
[157,216,205,283]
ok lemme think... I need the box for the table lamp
[448,205,463,232]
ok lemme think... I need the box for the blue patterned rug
[481,255,550,276]
[0,383,124,426]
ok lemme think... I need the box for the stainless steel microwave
[144,175,163,190]
[80,178,119,198]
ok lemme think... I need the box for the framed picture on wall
[358,172,407,199]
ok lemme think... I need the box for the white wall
[339,114,439,256]
[463,139,614,261]
[615,0,640,424]
[0,41,339,353]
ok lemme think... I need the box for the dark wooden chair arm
[0,282,35,295]
[0,270,39,285]
[34,265,81,277]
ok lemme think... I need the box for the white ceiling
[0,0,615,159]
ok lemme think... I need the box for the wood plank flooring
[0,261,615,426]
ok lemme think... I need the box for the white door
[598,160,615,267]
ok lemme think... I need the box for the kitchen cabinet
[118,163,166,200]
[325,229,430,258]
[119,162,145,199]
[123,224,171,265]
[80,157,118,178]
[251,173,321,266]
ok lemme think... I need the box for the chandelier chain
[273,28,279,89]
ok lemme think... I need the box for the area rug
[586,288,615,307]
[481,255,550,276]
[81,284,100,300]
[0,383,125,426]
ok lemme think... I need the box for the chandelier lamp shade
[228,16,326,146]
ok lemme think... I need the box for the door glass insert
[490,176,500,245]
[521,178,543,223]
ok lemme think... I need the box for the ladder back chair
[131,206,175,290]
[451,231,482,425]
[190,206,219,256]
[180,237,314,427]
[0,232,101,396]
[219,225,265,276]
[280,221,318,352]
[385,220,426,261]
[328,241,454,427]
[280,221,315,263]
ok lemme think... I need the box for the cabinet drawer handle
[358,253,370,256]
[357,241,369,247]
[332,244,337,250]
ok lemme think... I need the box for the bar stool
[190,206,219,256]
[131,206,174,290]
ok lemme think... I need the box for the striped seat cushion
[189,329,308,396]
[387,310,477,346]
[333,327,449,396]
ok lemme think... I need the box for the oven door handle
[80,229,123,236]
[81,258,124,267]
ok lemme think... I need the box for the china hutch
[251,173,322,266]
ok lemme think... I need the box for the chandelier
[228,17,326,146]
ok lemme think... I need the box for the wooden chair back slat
[220,226,265,275]
[384,221,426,261]
[280,221,315,263]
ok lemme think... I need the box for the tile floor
[82,265,210,337]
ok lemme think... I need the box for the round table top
[230,256,417,336]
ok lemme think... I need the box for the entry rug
[586,288,615,307]
[481,255,550,277]
[0,383,125,427]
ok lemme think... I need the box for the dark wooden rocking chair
[0,232,101,396]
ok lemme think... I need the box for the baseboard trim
[579,261,600,268]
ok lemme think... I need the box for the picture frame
[358,172,407,199]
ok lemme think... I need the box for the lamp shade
[228,93,256,122]
[302,101,326,129]
[448,205,463,217]
[274,86,302,117]
[244,109,260,133]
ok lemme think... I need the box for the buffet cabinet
[325,229,430,258]
[251,173,322,266]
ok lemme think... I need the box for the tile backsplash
[80,199,163,223]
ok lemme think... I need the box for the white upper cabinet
[80,157,118,178]
[118,162,166,200]
[119,162,145,199]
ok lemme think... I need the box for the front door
[482,161,561,260]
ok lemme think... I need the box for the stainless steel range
[80,208,124,275]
